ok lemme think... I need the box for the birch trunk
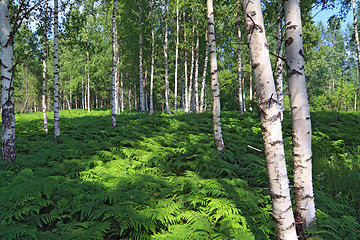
[276,2,284,121]
[188,11,195,113]
[139,3,145,112]
[111,0,117,127]
[174,0,179,113]
[200,32,209,113]
[87,50,90,112]
[116,56,120,114]
[284,0,316,236]
[237,10,244,115]
[53,0,60,142]
[184,10,189,113]
[194,24,200,113]
[207,0,224,152]
[353,0,360,86]
[42,0,49,133]
[134,84,137,110]
[241,0,297,239]
[150,4,155,115]
[120,71,124,112]
[164,2,171,114]
[128,89,132,110]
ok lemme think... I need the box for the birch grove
[284,0,316,235]
[241,0,297,238]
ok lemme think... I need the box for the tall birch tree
[207,0,224,152]
[139,2,145,112]
[42,0,49,133]
[174,0,179,113]
[53,0,61,142]
[111,0,118,127]
[276,2,284,120]
[284,0,316,236]
[0,0,15,162]
[164,0,171,114]
[150,0,155,115]
[237,9,244,115]
[352,0,360,85]
[200,31,209,113]
[241,0,297,239]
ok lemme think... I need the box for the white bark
[150,4,155,115]
[200,32,209,113]
[111,0,117,127]
[139,3,145,112]
[188,10,195,113]
[184,10,189,113]
[128,89,132,110]
[207,0,224,152]
[42,0,48,133]
[87,50,90,112]
[120,71,124,112]
[284,0,316,234]
[241,0,297,239]
[237,10,244,115]
[164,1,170,114]
[53,0,60,142]
[194,25,200,112]
[353,0,360,86]
[276,3,284,121]
[174,0,179,113]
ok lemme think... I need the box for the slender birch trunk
[81,77,84,109]
[194,23,200,112]
[139,3,145,112]
[237,10,244,115]
[207,0,224,152]
[42,0,49,133]
[184,9,189,113]
[111,0,117,127]
[69,74,72,109]
[353,0,360,86]
[134,84,137,110]
[116,56,120,114]
[249,60,253,111]
[164,1,171,114]
[87,50,90,112]
[284,0,315,236]
[128,89,132,110]
[241,0,297,239]
[188,10,195,113]
[150,2,155,115]
[120,71,124,112]
[200,32,209,113]
[53,0,60,142]
[276,2,284,121]
[174,0,179,113]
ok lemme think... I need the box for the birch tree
[174,0,179,113]
[352,0,360,85]
[200,31,209,113]
[150,0,155,115]
[111,0,118,127]
[284,0,316,235]
[275,2,284,120]
[164,0,171,114]
[207,0,224,152]
[237,9,244,115]
[42,0,49,133]
[54,0,61,142]
[0,0,16,162]
[241,0,297,238]
[139,2,145,112]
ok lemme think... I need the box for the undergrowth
[0,109,359,239]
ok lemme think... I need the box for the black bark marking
[287,25,297,30]
[285,37,294,47]
[299,49,304,58]
[270,140,283,146]
[252,62,260,69]
[288,69,303,78]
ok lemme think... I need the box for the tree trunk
[120,71,124,112]
[276,2,284,121]
[134,84,137,110]
[241,0,297,239]
[237,10,244,115]
[128,89,132,110]
[188,9,195,113]
[194,22,200,113]
[150,2,155,115]
[200,31,209,113]
[87,50,90,112]
[111,0,117,127]
[249,62,253,111]
[42,0,49,133]
[207,0,224,152]
[53,0,61,142]
[164,1,170,114]
[174,0,179,114]
[353,0,360,86]
[69,74,72,109]
[284,0,316,236]
[139,3,145,112]
[184,9,189,113]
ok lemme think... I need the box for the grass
[0,109,359,239]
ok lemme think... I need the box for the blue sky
[312,5,353,29]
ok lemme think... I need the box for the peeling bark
[207,0,224,152]
[284,0,315,236]
[241,0,297,239]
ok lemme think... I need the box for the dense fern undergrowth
[0,109,359,239]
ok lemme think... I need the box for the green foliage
[1,109,360,239]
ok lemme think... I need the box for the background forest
[1,0,360,239]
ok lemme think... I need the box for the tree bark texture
[200,31,209,113]
[174,0,179,114]
[284,0,316,235]
[207,0,225,152]
[237,10,244,115]
[276,2,284,121]
[164,2,170,114]
[53,0,61,142]
[42,0,48,133]
[111,0,118,127]
[139,3,145,112]
[241,0,297,239]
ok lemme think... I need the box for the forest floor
[0,109,359,239]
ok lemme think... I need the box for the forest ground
[0,109,359,239]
